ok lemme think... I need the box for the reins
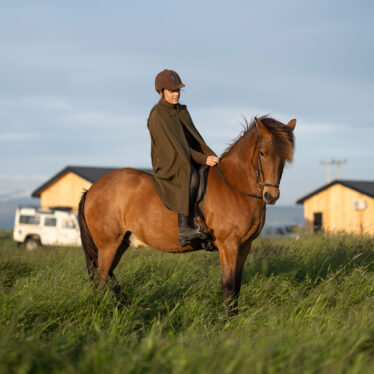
[214,135,280,200]
[214,166,262,199]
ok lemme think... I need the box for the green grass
[1,230,374,373]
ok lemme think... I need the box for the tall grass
[1,231,374,373]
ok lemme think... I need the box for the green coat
[147,99,216,215]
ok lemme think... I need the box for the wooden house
[32,166,151,213]
[297,180,374,235]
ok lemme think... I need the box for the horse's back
[84,167,178,249]
[85,168,152,231]
[90,167,151,190]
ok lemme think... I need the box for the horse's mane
[221,115,295,162]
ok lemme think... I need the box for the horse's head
[254,117,296,205]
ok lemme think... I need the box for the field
[1,231,374,374]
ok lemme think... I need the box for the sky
[1,0,373,205]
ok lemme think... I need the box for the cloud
[294,121,341,134]
[0,0,373,206]
[0,175,48,197]
[0,133,39,141]
[63,111,142,128]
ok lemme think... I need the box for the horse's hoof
[115,293,129,309]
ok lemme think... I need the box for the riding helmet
[155,69,185,93]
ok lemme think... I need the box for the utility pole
[334,159,347,179]
[320,160,335,183]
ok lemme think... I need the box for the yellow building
[32,166,151,213]
[297,180,374,235]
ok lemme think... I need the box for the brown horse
[78,116,296,313]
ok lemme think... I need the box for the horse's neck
[211,133,266,238]
[219,134,258,194]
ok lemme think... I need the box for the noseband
[215,135,280,200]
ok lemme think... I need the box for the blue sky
[1,0,373,204]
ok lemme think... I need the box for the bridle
[255,136,280,190]
[215,135,280,200]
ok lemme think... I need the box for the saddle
[196,164,210,208]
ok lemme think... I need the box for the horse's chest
[242,207,266,243]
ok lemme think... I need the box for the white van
[13,206,81,250]
[262,225,300,240]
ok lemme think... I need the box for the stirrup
[178,228,207,247]
[192,216,211,236]
[192,216,201,228]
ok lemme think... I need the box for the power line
[320,159,348,183]
[333,159,347,179]
[320,159,335,183]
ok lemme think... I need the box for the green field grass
[1,231,374,374]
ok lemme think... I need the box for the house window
[313,212,323,232]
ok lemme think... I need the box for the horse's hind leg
[97,233,131,304]
[109,232,131,304]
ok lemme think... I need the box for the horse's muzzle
[263,189,280,205]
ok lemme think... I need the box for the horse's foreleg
[219,240,251,315]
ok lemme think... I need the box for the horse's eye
[260,151,265,157]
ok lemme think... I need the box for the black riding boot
[177,214,206,247]
[177,165,206,247]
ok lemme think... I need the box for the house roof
[297,179,374,204]
[31,166,152,197]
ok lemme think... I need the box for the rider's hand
[206,155,220,166]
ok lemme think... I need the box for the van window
[19,215,40,225]
[62,218,76,229]
[275,228,285,235]
[44,217,57,227]
[263,228,272,235]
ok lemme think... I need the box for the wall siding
[40,172,92,213]
[304,184,374,235]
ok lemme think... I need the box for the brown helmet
[155,69,185,92]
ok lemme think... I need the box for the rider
[147,69,220,247]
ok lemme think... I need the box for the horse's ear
[287,119,296,131]
[254,117,269,136]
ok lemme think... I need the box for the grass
[1,230,374,373]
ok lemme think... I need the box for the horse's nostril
[264,191,279,204]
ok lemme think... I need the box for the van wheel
[25,238,40,251]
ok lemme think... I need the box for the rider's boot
[178,213,207,247]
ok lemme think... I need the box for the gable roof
[297,179,374,204]
[31,166,152,197]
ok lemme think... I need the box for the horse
[78,116,296,314]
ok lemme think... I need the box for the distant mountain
[0,194,304,230]
[265,205,304,226]
[0,195,40,229]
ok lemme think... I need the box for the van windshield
[62,218,76,229]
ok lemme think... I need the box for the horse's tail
[78,190,98,281]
